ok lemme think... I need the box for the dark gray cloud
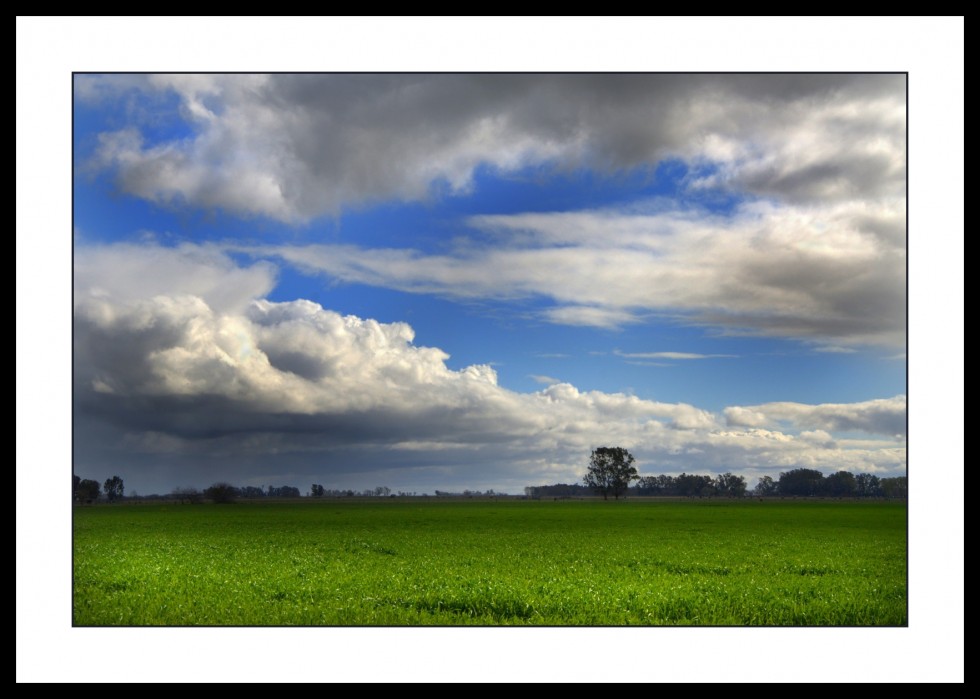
[82,73,906,221]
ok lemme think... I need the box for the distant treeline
[75,467,908,504]
[526,468,907,500]
[74,478,521,502]
[79,481,480,503]
[169,484,385,502]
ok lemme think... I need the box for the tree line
[752,469,906,498]
[526,469,907,500]
[525,447,907,501]
[73,461,908,504]
[73,475,408,504]
[165,483,303,503]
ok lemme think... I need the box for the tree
[879,476,907,499]
[583,447,638,500]
[715,472,747,498]
[103,476,124,503]
[633,476,657,495]
[675,472,714,497]
[205,482,238,504]
[854,473,882,498]
[777,468,825,496]
[77,478,100,504]
[653,474,677,496]
[754,475,777,497]
[823,470,857,497]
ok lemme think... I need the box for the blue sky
[69,73,910,496]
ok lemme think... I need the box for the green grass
[73,498,907,626]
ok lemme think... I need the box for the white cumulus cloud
[73,243,907,492]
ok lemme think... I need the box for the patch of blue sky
[292,162,678,253]
[663,341,906,410]
[73,178,175,244]
[554,326,906,411]
[73,174,299,247]
[437,157,746,220]
[440,161,661,216]
[305,197,461,251]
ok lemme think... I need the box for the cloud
[799,430,837,448]
[80,74,905,222]
[615,350,737,360]
[723,395,907,437]
[73,242,277,314]
[813,345,858,354]
[529,374,562,385]
[243,196,906,348]
[73,243,906,493]
[721,406,769,428]
[540,306,641,329]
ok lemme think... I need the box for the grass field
[73,498,907,626]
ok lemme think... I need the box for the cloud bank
[243,197,906,347]
[79,74,906,221]
[73,243,906,493]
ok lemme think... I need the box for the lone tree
[103,476,124,503]
[583,447,639,500]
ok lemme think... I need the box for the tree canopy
[76,478,101,503]
[103,476,124,502]
[583,447,638,500]
[205,482,238,504]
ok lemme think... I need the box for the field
[73,498,907,626]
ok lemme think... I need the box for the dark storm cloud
[84,73,905,221]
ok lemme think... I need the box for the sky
[16,17,965,683]
[71,72,909,496]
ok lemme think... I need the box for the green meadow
[73,498,907,626]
